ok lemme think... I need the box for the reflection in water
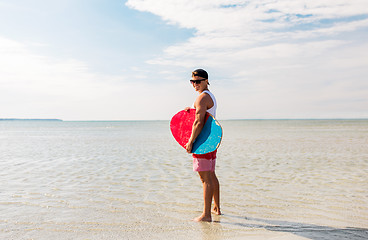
[217,215,368,240]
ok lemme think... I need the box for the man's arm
[185,94,210,153]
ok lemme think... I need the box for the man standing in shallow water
[184,69,221,222]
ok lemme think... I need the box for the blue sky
[1,0,368,120]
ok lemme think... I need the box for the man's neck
[199,88,209,94]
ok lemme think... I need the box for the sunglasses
[190,79,207,84]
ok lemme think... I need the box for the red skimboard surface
[170,109,222,154]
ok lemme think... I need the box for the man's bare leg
[211,171,221,215]
[193,171,213,222]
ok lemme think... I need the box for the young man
[184,69,221,222]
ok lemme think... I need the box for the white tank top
[200,90,217,117]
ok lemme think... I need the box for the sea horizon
[1,118,368,122]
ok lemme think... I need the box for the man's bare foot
[193,214,212,222]
[212,207,221,215]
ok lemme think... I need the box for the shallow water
[1,120,367,239]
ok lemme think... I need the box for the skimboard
[170,109,222,154]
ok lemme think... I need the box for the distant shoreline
[0,118,63,121]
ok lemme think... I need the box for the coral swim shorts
[192,150,217,172]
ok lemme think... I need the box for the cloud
[127,0,368,119]
[1,1,367,120]
[0,38,112,97]
[0,36,198,120]
[127,0,368,66]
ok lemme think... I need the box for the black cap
[192,69,208,79]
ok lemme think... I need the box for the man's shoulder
[194,92,212,109]
[197,92,211,102]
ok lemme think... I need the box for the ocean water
[1,120,367,240]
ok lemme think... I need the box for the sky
[1,0,368,120]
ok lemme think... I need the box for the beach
[1,120,367,239]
